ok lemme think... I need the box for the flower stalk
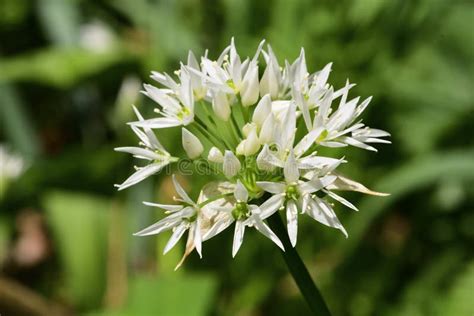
[267,211,332,316]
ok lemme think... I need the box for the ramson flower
[311,81,391,150]
[204,181,284,257]
[257,150,340,246]
[116,38,391,266]
[134,175,203,257]
[131,68,195,129]
[115,106,175,190]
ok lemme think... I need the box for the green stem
[267,212,332,316]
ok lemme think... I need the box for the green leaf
[0,84,40,158]
[122,274,217,316]
[43,191,110,308]
[36,0,80,46]
[0,48,131,88]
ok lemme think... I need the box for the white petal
[317,87,333,120]
[301,194,311,214]
[187,51,200,69]
[298,156,342,170]
[294,127,324,157]
[131,105,164,150]
[324,189,358,211]
[286,200,298,247]
[182,128,204,159]
[340,136,377,152]
[284,150,300,183]
[143,201,183,212]
[193,217,202,258]
[234,180,249,202]
[353,96,372,119]
[307,198,348,237]
[163,222,188,254]
[293,88,312,131]
[252,94,272,126]
[319,141,347,148]
[117,162,168,191]
[130,117,182,129]
[114,147,160,160]
[278,102,296,150]
[232,221,246,257]
[299,175,337,194]
[203,215,234,241]
[314,62,332,89]
[256,181,285,194]
[259,194,284,219]
[172,175,194,204]
[223,151,241,178]
[143,84,181,110]
[353,128,391,138]
[251,216,284,251]
[133,217,180,236]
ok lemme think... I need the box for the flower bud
[236,128,260,156]
[259,113,275,144]
[236,140,246,156]
[208,146,224,163]
[252,94,271,126]
[257,144,276,171]
[244,128,260,156]
[212,91,231,121]
[260,59,280,99]
[182,128,203,159]
[240,63,259,106]
[223,150,241,178]
[242,122,256,137]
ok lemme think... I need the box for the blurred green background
[0,0,473,315]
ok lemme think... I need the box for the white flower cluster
[115,39,390,267]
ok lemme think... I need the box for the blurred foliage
[0,0,473,315]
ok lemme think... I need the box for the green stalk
[267,212,332,316]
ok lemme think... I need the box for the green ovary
[286,184,300,201]
[232,202,249,220]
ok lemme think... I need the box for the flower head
[116,39,390,266]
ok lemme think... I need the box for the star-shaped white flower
[312,82,391,151]
[203,180,284,257]
[131,68,195,129]
[115,106,174,190]
[257,150,338,247]
[133,175,203,257]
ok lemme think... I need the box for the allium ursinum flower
[134,175,203,257]
[203,180,284,257]
[115,106,176,190]
[116,38,390,266]
[257,150,343,246]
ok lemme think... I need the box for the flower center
[316,129,329,143]
[232,201,249,220]
[177,107,191,120]
[286,184,300,201]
